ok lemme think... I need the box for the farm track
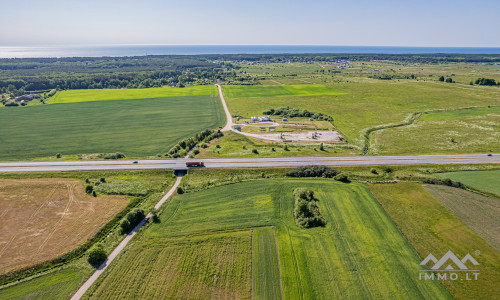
[70,176,183,300]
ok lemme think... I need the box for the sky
[2,0,499,47]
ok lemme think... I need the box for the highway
[0,154,498,173]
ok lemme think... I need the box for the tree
[87,244,107,267]
[177,186,184,194]
[438,76,445,82]
[85,185,93,194]
[319,143,324,151]
[120,219,132,233]
[445,77,453,83]
[56,153,62,158]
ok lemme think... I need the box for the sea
[0,45,499,58]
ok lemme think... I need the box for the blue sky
[2,0,499,46]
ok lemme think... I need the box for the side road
[70,175,183,300]
[216,84,233,132]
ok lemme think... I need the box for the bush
[474,78,497,86]
[193,149,200,155]
[423,178,464,189]
[287,165,340,178]
[252,149,259,154]
[177,186,184,194]
[87,244,107,268]
[120,219,132,233]
[263,107,333,121]
[56,153,62,158]
[149,208,160,223]
[103,152,125,159]
[85,185,93,194]
[293,188,326,228]
[92,190,97,197]
[370,168,378,174]
[334,174,349,182]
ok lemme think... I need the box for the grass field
[223,84,345,98]
[437,170,500,195]
[0,178,127,274]
[223,81,500,151]
[198,131,356,158]
[371,112,500,155]
[252,227,281,300]
[0,95,224,160]
[423,184,500,252]
[49,85,217,103]
[0,268,84,300]
[369,182,500,299]
[100,179,448,299]
[87,231,252,299]
[419,106,500,121]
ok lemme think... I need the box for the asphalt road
[0,154,498,173]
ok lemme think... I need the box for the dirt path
[270,80,284,85]
[216,84,233,132]
[70,176,183,300]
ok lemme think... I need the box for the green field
[0,95,224,160]
[371,112,500,155]
[223,81,500,151]
[97,179,448,299]
[419,106,500,121]
[437,170,500,195]
[252,227,281,300]
[223,84,345,98]
[87,231,252,299]
[423,184,500,251]
[369,182,500,299]
[0,268,84,300]
[49,85,217,103]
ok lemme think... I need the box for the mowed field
[223,80,500,152]
[87,231,252,299]
[437,170,500,195]
[0,178,128,274]
[369,182,500,299]
[0,95,224,160]
[90,179,448,299]
[49,85,217,103]
[423,184,500,252]
[371,106,500,155]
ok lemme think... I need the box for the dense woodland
[1,53,499,96]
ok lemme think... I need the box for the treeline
[423,178,464,189]
[166,129,223,158]
[293,188,326,228]
[263,107,333,121]
[370,73,419,80]
[287,165,350,182]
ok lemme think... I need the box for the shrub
[334,174,349,182]
[193,149,200,155]
[423,178,464,189]
[252,149,259,154]
[103,152,125,159]
[384,167,393,173]
[92,191,97,197]
[177,186,184,194]
[370,168,378,174]
[56,153,62,158]
[287,165,340,178]
[149,208,160,223]
[319,143,324,151]
[293,188,326,228]
[120,219,132,233]
[85,185,93,194]
[126,208,145,226]
[87,244,107,268]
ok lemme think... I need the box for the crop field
[369,182,500,299]
[419,106,500,121]
[0,95,224,160]
[0,267,84,300]
[222,84,345,98]
[252,227,281,300]
[423,184,500,251]
[370,112,500,155]
[87,231,252,299]
[437,170,500,195]
[101,179,449,299]
[224,81,500,151]
[49,85,217,103]
[0,178,128,274]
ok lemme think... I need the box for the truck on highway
[186,161,204,167]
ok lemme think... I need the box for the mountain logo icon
[420,250,479,270]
